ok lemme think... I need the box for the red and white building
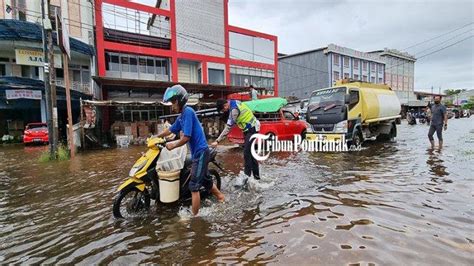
[94,0,277,97]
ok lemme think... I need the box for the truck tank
[358,86,401,123]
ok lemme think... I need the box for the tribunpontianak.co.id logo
[250,134,361,161]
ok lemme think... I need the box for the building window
[208,69,225,85]
[353,59,359,69]
[378,77,383,83]
[344,73,349,79]
[371,76,375,83]
[333,54,340,66]
[333,71,340,80]
[0,64,6,76]
[378,64,383,73]
[362,61,368,71]
[129,56,138,73]
[354,74,359,80]
[362,75,368,81]
[343,56,350,68]
[371,63,376,71]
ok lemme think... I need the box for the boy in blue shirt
[157,85,224,215]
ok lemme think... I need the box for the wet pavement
[0,119,473,264]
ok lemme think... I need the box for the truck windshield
[309,87,346,106]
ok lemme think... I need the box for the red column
[170,0,178,82]
[274,37,278,96]
[202,62,208,84]
[95,0,106,76]
[224,0,230,85]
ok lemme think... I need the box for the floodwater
[1,119,473,265]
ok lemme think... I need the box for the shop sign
[15,49,62,68]
[6,89,42,100]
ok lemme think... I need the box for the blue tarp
[0,19,94,56]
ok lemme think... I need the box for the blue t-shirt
[169,106,208,159]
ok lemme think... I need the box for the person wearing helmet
[156,85,224,215]
[211,98,260,186]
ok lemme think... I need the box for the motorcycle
[112,137,224,218]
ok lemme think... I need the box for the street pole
[63,53,75,158]
[41,0,55,158]
[47,0,58,157]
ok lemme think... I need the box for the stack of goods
[7,120,24,138]
[201,117,222,138]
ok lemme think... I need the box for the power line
[402,22,473,51]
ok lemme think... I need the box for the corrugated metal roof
[0,19,94,56]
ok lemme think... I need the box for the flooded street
[1,119,473,265]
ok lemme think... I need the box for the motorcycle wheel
[113,186,150,219]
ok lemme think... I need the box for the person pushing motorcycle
[211,99,260,185]
[156,85,224,215]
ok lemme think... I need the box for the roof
[93,76,252,95]
[0,76,92,99]
[0,19,94,56]
[278,47,327,60]
[413,91,446,97]
[368,48,416,62]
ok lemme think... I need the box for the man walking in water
[212,99,260,186]
[428,95,448,150]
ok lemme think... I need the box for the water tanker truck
[304,79,401,146]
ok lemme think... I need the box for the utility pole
[47,0,59,157]
[41,0,55,158]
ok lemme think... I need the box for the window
[82,70,90,84]
[129,56,138,73]
[353,59,359,69]
[362,75,368,81]
[354,74,359,80]
[139,57,147,73]
[147,59,154,74]
[378,78,383,83]
[105,53,120,71]
[0,64,6,76]
[121,56,129,72]
[371,77,375,83]
[343,56,350,68]
[333,71,340,80]
[371,63,375,71]
[21,65,30,78]
[333,54,340,66]
[378,64,383,73]
[209,69,225,85]
[362,61,368,71]
[56,68,64,78]
[283,111,296,120]
[349,90,359,109]
[344,73,349,79]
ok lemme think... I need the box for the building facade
[278,44,386,99]
[369,48,416,92]
[95,0,277,95]
[0,0,94,138]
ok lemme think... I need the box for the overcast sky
[228,0,474,92]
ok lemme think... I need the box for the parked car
[23,123,49,145]
[227,109,308,144]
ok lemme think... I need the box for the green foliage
[38,144,70,162]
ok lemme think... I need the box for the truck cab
[305,80,401,146]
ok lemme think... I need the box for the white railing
[56,79,92,95]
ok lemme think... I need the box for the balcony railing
[56,79,92,95]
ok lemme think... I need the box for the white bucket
[158,170,180,203]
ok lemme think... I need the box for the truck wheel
[350,129,363,148]
[377,123,396,142]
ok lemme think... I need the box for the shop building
[278,44,386,99]
[93,0,278,135]
[0,0,96,136]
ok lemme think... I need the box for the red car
[228,109,308,144]
[23,123,49,145]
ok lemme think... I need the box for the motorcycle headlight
[129,160,148,177]
[334,120,348,133]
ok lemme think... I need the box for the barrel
[158,170,180,203]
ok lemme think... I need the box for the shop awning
[82,98,213,107]
[92,76,251,95]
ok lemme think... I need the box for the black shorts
[189,148,213,192]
